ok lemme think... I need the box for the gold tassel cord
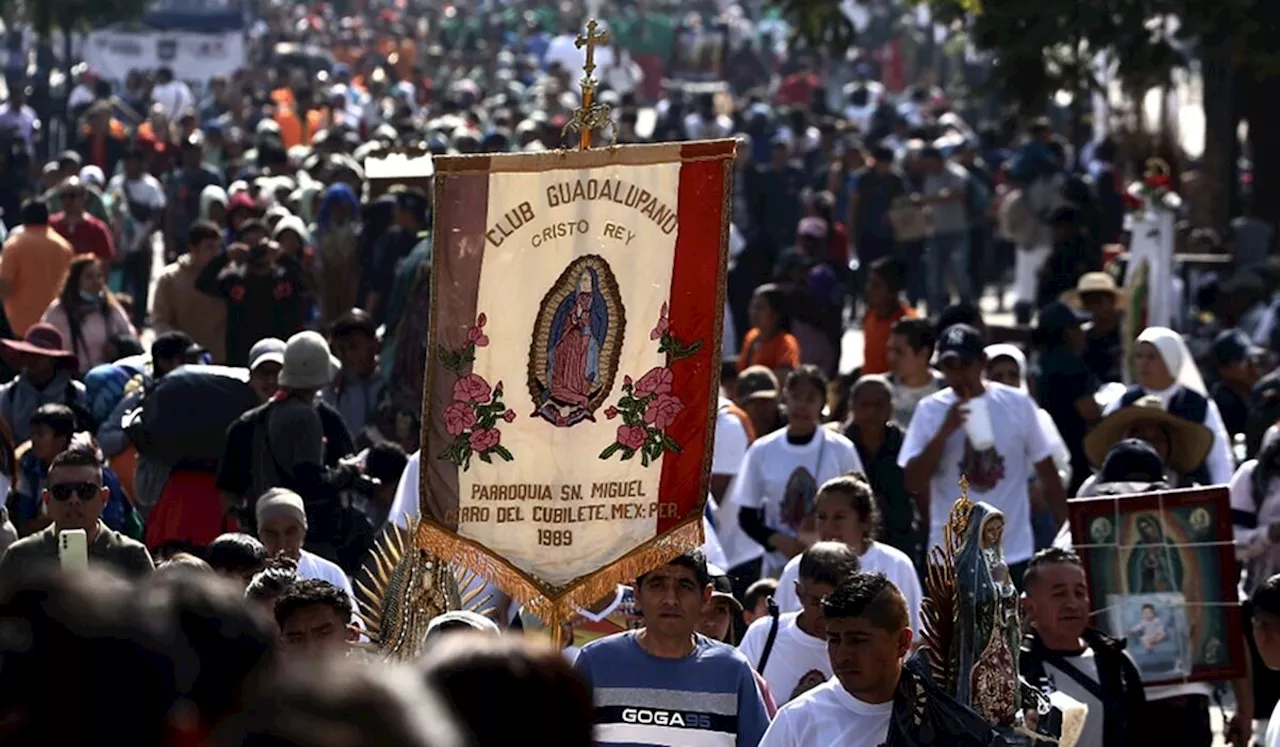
[415,515,705,629]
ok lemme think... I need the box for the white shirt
[1100,383,1234,485]
[107,173,167,252]
[1267,699,1280,747]
[1041,647,1106,747]
[773,542,923,632]
[738,612,832,704]
[151,80,195,119]
[731,428,865,576]
[387,450,422,528]
[713,398,750,476]
[759,677,892,747]
[297,549,358,620]
[898,383,1052,565]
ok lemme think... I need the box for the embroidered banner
[419,140,735,620]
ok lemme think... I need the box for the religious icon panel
[1068,487,1245,684]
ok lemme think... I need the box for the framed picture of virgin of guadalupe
[1067,486,1246,685]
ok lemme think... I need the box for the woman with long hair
[42,255,135,374]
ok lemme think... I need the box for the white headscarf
[984,344,1028,394]
[1136,326,1206,396]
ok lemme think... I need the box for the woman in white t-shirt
[732,366,865,577]
[774,474,922,632]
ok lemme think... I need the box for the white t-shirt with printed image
[738,611,833,705]
[759,676,893,747]
[773,541,923,633]
[730,428,865,576]
[897,382,1052,565]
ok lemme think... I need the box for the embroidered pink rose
[502,409,516,423]
[616,424,647,450]
[452,374,492,403]
[650,302,670,340]
[467,313,489,347]
[444,402,477,436]
[604,406,619,420]
[644,393,684,430]
[633,366,674,397]
[468,428,501,452]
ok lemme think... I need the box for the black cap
[1099,438,1165,483]
[152,331,194,361]
[1212,329,1262,367]
[1037,300,1091,333]
[937,324,985,366]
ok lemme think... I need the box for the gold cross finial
[576,19,609,81]
[563,18,615,150]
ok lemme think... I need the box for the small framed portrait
[1107,592,1192,681]
[1068,486,1246,684]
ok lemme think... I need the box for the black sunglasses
[49,481,101,502]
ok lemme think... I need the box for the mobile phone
[58,529,88,573]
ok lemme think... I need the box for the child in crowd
[862,256,916,375]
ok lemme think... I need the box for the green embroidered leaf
[662,434,680,450]
[479,451,493,463]
[599,442,621,460]
[640,450,650,467]
[493,445,514,461]
[620,448,636,461]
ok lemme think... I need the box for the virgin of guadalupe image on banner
[417,138,736,625]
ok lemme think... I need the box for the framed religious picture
[1067,486,1246,685]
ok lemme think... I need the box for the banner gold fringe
[416,515,705,631]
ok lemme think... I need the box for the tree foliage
[2,0,149,38]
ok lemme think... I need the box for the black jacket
[1020,628,1147,747]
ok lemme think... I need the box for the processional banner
[418,140,735,620]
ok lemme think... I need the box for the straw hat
[1083,395,1213,475]
[1061,272,1127,308]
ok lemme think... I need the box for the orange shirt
[738,328,802,373]
[274,107,327,149]
[0,226,74,337]
[862,302,917,374]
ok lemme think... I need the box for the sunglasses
[49,481,102,502]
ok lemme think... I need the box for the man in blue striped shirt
[574,549,770,747]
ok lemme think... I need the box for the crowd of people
[3,1,1280,746]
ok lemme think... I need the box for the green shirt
[614,13,676,58]
[0,521,154,581]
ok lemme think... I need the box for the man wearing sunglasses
[0,446,153,580]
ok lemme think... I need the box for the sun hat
[0,324,76,360]
[1061,271,1127,308]
[277,331,340,389]
[1083,395,1213,475]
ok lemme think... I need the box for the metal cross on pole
[563,18,616,150]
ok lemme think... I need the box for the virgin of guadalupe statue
[1126,514,1184,594]
[954,503,1021,728]
[546,269,609,410]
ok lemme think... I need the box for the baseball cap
[936,324,985,366]
[1037,301,1091,334]
[707,563,743,613]
[737,365,780,402]
[248,337,286,372]
[1212,329,1263,367]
